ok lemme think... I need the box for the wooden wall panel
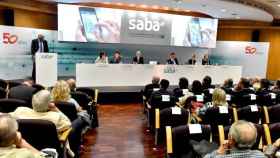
[13,8,57,30]
[217,29,253,41]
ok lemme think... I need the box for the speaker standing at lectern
[31,34,49,82]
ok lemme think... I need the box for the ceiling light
[278,4,280,7]
[221,9,227,12]
[235,16,241,19]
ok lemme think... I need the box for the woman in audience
[198,88,228,117]
[51,80,83,112]
[95,51,108,64]
[191,80,203,95]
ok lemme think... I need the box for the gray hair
[0,114,18,147]
[32,90,51,112]
[229,120,257,149]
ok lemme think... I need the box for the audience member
[110,50,122,64]
[222,78,234,89]
[8,81,38,105]
[256,78,271,95]
[133,50,144,64]
[66,78,76,92]
[202,76,215,90]
[204,120,266,158]
[0,114,44,158]
[272,79,280,93]
[149,79,172,106]
[51,80,83,112]
[234,78,255,96]
[143,76,160,99]
[10,90,71,137]
[191,80,203,95]
[166,52,179,65]
[251,77,261,91]
[95,51,108,64]
[198,88,228,117]
[173,77,190,99]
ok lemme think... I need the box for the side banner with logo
[210,41,270,78]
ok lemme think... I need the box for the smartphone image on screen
[79,7,102,42]
[188,18,202,46]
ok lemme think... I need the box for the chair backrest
[204,106,232,126]
[0,87,6,99]
[234,94,257,107]
[0,98,29,113]
[32,84,45,92]
[8,81,22,89]
[8,85,37,105]
[0,79,8,89]
[257,93,277,106]
[171,124,212,157]
[160,107,189,129]
[265,104,280,123]
[150,93,176,110]
[55,101,78,121]
[70,91,91,110]
[76,87,95,99]
[17,119,62,155]
[237,105,261,124]
[268,123,280,144]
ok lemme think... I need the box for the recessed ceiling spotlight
[278,4,280,7]
[235,16,241,19]
[152,5,160,9]
[221,9,227,12]
[128,3,136,7]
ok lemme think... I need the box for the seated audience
[149,79,173,106]
[10,90,71,137]
[222,78,234,89]
[95,51,108,64]
[0,114,44,158]
[166,52,179,65]
[51,80,82,112]
[173,77,190,99]
[198,88,228,117]
[251,77,261,91]
[143,76,160,99]
[256,78,271,95]
[133,50,144,64]
[66,78,76,92]
[204,120,266,158]
[233,78,255,96]
[202,76,215,90]
[272,79,280,93]
[8,81,37,104]
[110,50,122,64]
[191,80,203,95]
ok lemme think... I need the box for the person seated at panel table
[202,54,211,65]
[133,50,144,64]
[166,52,179,65]
[0,113,45,158]
[173,77,190,99]
[143,76,160,100]
[188,54,197,65]
[202,76,215,90]
[95,51,108,64]
[110,50,122,64]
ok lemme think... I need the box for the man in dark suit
[167,52,179,65]
[31,34,49,82]
[188,54,196,65]
[143,76,160,99]
[133,50,144,64]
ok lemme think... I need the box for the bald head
[229,120,257,149]
[152,76,160,85]
[0,114,18,147]
[66,78,76,91]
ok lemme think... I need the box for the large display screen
[58,4,218,48]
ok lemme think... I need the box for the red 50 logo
[245,46,257,55]
[3,32,18,44]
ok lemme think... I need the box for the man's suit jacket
[8,85,37,105]
[31,39,49,56]
[133,56,144,64]
[188,59,196,65]
[167,58,179,65]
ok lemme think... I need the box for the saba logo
[245,46,257,55]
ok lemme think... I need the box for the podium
[35,53,57,87]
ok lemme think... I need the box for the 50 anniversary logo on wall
[3,32,18,44]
